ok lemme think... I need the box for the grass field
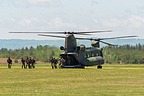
[0,64,144,96]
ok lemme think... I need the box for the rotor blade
[75,30,112,34]
[76,37,100,41]
[9,30,112,35]
[75,37,91,40]
[99,41,115,46]
[76,35,137,41]
[9,31,92,35]
[76,37,101,41]
[38,34,66,38]
[9,31,90,35]
[76,37,115,46]
[99,35,137,40]
[9,31,67,34]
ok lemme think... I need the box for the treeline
[0,44,144,64]
[0,45,62,62]
[103,44,144,64]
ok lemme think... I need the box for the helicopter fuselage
[59,34,104,68]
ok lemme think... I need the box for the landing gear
[97,65,102,69]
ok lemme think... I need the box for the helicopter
[9,31,137,69]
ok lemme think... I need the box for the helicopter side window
[87,54,89,58]
[94,53,97,57]
[96,50,103,57]
[90,52,92,57]
[92,53,95,57]
[85,54,88,58]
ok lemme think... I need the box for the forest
[0,44,144,64]
[103,44,144,64]
[0,45,62,63]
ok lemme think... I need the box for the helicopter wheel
[97,65,102,69]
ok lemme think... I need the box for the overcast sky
[0,0,144,39]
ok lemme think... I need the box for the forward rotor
[9,30,112,35]
[38,34,66,38]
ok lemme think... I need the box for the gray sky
[0,0,144,39]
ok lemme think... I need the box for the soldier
[21,58,26,69]
[31,58,36,68]
[59,57,65,68]
[7,57,12,69]
[50,57,54,69]
[29,57,32,68]
[53,58,58,69]
[26,57,31,69]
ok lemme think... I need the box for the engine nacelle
[91,41,100,48]
[77,44,85,51]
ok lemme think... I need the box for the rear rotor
[76,36,138,46]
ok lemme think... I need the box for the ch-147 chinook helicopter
[10,31,137,69]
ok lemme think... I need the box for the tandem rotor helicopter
[10,30,137,69]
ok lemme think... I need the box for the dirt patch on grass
[0,58,7,64]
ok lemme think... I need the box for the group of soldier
[7,56,65,69]
[21,57,36,69]
[7,57,36,69]
[49,57,66,69]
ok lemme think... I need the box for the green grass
[0,64,144,96]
